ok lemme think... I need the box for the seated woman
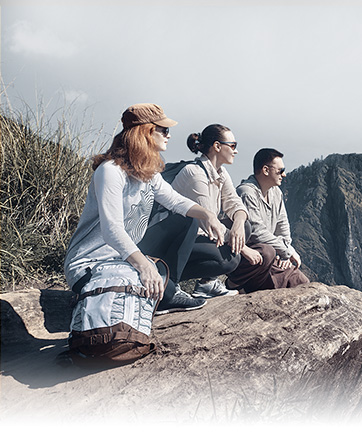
[64,104,224,365]
[169,124,276,297]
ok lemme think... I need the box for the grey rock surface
[1,282,362,424]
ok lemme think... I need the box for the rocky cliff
[282,153,362,291]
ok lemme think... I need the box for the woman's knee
[218,256,240,274]
[176,214,198,237]
[162,213,199,237]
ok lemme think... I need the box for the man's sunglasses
[266,165,286,175]
[218,141,238,151]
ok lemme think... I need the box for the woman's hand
[228,210,248,254]
[203,211,225,247]
[126,251,164,300]
[241,245,263,265]
[186,205,225,247]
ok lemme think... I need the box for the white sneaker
[192,279,239,299]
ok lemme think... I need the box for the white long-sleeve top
[236,175,296,259]
[64,160,195,288]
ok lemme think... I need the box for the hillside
[282,153,362,291]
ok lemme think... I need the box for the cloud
[8,20,77,58]
[63,89,89,105]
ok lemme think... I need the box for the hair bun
[187,132,202,154]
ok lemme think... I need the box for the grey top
[171,154,248,237]
[64,160,195,288]
[236,174,296,259]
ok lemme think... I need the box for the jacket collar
[243,174,271,205]
[198,154,225,184]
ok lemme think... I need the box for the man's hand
[241,245,263,265]
[275,252,301,269]
[290,252,302,269]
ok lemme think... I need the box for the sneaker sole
[192,290,239,299]
[155,301,207,316]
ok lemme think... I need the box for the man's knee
[257,244,276,268]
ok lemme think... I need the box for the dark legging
[181,219,276,294]
[181,237,241,280]
[137,213,198,305]
[181,219,252,281]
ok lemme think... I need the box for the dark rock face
[282,153,362,291]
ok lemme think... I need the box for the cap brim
[153,118,178,127]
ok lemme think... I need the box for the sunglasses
[266,165,286,175]
[218,141,238,151]
[156,126,169,137]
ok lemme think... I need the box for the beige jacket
[171,154,248,238]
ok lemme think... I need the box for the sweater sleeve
[274,197,295,254]
[152,172,196,216]
[93,163,140,260]
[220,169,249,220]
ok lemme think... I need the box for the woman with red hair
[63,103,224,366]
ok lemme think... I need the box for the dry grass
[0,101,100,291]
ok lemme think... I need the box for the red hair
[93,124,165,182]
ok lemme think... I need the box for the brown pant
[270,264,310,288]
[227,243,276,293]
[228,243,310,293]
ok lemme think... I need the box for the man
[235,148,310,288]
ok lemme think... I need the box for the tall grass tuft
[1,101,99,291]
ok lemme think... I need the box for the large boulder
[1,282,362,424]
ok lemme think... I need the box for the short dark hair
[253,148,284,174]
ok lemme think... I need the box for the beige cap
[121,103,178,129]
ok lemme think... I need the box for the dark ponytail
[187,132,202,154]
[187,124,231,155]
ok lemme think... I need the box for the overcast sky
[2,0,362,183]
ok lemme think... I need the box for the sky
[1,0,362,184]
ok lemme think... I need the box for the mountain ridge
[282,153,362,290]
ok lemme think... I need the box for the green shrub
[1,105,97,290]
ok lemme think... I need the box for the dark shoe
[225,278,247,294]
[56,350,74,367]
[155,285,207,315]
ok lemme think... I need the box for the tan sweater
[171,154,248,238]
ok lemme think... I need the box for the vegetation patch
[1,105,96,291]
